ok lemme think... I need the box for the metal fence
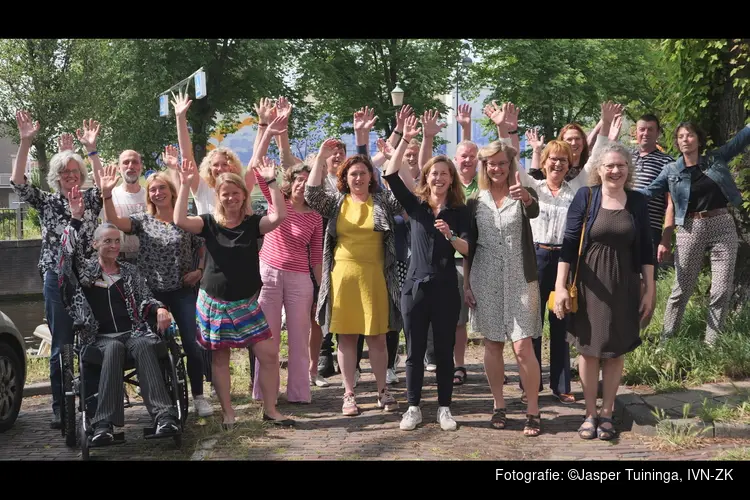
[0,206,30,240]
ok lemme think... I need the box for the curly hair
[47,151,88,193]
[281,163,311,202]
[199,147,243,188]
[336,155,377,194]
[414,155,465,208]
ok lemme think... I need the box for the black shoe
[91,421,114,444]
[50,409,61,430]
[155,414,179,436]
[317,354,335,378]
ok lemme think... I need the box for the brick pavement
[1,345,746,461]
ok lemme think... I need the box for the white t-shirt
[193,177,216,215]
[101,184,147,256]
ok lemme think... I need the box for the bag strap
[571,188,592,286]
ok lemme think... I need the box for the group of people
[11,88,750,443]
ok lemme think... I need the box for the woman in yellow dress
[305,111,404,415]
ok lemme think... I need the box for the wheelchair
[58,322,189,460]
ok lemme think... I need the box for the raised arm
[385,114,421,194]
[525,128,545,175]
[485,101,521,153]
[11,110,40,186]
[354,106,378,153]
[161,144,182,191]
[253,156,277,204]
[388,105,414,149]
[304,138,343,218]
[76,119,102,188]
[171,91,200,193]
[456,103,472,141]
[99,165,133,233]
[255,159,286,234]
[587,119,603,150]
[61,185,89,277]
[273,97,304,169]
[419,109,446,169]
[174,159,205,234]
[569,101,623,191]
[715,123,750,162]
[248,105,289,171]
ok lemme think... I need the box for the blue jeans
[44,270,74,413]
[153,287,204,397]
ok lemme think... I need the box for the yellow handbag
[547,188,592,314]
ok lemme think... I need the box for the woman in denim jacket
[639,122,750,345]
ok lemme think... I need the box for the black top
[383,172,470,284]
[199,214,263,301]
[82,277,131,334]
[686,164,728,213]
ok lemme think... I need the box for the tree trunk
[35,143,50,191]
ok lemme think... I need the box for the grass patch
[623,268,750,392]
[650,405,711,450]
[698,394,750,424]
[713,448,750,461]
[25,355,49,384]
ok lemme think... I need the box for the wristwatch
[449,231,457,242]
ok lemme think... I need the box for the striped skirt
[196,289,272,350]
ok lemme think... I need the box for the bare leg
[365,334,388,394]
[211,349,233,423]
[252,337,284,420]
[337,334,359,395]
[483,339,506,409]
[514,338,540,417]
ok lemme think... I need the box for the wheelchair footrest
[143,426,182,440]
[88,432,126,448]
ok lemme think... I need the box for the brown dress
[567,208,642,358]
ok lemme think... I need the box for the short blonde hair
[213,173,249,225]
[199,148,243,188]
[47,151,88,193]
[587,142,635,189]
[477,141,519,191]
[145,172,177,215]
[540,141,573,179]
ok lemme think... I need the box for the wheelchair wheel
[61,344,78,447]
[167,350,189,426]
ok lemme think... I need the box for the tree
[654,39,750,309]
[291,39,469,144]
[0,39,95,189]
[465,39,662,141]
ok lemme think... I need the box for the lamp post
[456,57,473,146]
[391,82,404,107]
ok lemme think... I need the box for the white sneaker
[311,375,330,388]
[400,406,422,430]
[341,370,360,388]
[386,368,399,385]
[394,353,402,369]
[437,406,457,431]
[377,388,398,412]
[425,363,437,372]
[193,395,213,418]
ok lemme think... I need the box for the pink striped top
[256,172,323,273]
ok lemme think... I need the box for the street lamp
[391,82,404,106]
[456,57,473,145]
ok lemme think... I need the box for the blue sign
[144,169,155,178]
[159,95,169,117]
[195,70,207,99]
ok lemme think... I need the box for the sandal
[577,416,597,440]
[490,408,507,430]
[556,393,576,404]
[597,416,617,441]
[523,414,542,437]
[453,367,467,385]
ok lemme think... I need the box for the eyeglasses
[548,157,569,165]
[60,169,81,177]
[485,161,510,168]
[602,163,629,172]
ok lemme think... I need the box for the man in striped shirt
[630,114,675,279]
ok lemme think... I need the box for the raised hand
[57,133,75,153]
[434,219,453,240]
[609,114,623,141]
[485,101,519,130]
[456,103,472,128]
[161,145,180,170]
[403,114,421,142]
[354,106,378,133]
[317,138,340,160]
[525,128,545,151]
[170,90,192,117]
[275,96,292,120]
[255,156,278,182]
[16,110,40,141]
[421,109,446,137]
[377,138,395,160]
[266,113,288,136]
[100,164,121,196]
[601,101,624,124]
[509,172,530,203]
[68,185,85,219]
[178,159,197,185]
[396,104,414,130]
[76,119,101,150]
[254,97,277,124]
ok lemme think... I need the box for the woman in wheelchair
[59,186,180,444]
